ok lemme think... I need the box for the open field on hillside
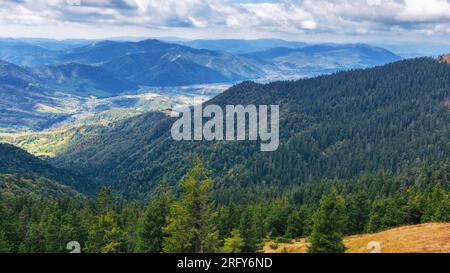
[263,223,450,253]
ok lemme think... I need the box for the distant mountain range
[245,44,401,78]
[176,39,308,54]
[0,38,404,131]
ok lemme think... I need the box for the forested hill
[53,58,450,199]
[0,144,96,195]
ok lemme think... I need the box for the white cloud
[0,0,448,42]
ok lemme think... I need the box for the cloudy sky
[1,0,450,44]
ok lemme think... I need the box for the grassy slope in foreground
[264,223,450,253]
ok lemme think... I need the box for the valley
[0,37,448,254]
[0,83,229,157]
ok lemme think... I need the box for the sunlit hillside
[264,223,450,253]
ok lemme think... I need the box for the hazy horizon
[1,1,449,45]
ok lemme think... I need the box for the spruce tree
[137,179,173,253]
[163,157,219,253]
[239,206,261,253]
[422,184,450,222]
[0,229,11,253]
[308,189,347,253]
[286,205,311,238]
[86,188,124,253]
[86,213,125,253]
[222,229,244,253]
[345,193,369,235]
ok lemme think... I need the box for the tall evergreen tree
[86,213,125,253]
[421,184,450,222]
[286,205,311,238]
[308,189,347,253]
[163,157,219,253]
[0,229,11,253]
[222,229,244,253]
[239,206,261,253]
[96,187,113,214]
[137,179,174,253]
[345,193,370,235]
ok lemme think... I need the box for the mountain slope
[0,173,83,199]
[53,58,450,199]
[103,52,232,86]
[178,39,308,54]
[32,63,139,97]
[0,59,141,131]
[0,42,55,66]
[59,39,172,65]
[98,40,264,86]
[0,60,77,132]
[264,223,450,253]
[246,44,401,77]
[0,144,97,195]
[439,54,450,64]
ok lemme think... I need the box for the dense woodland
[0,157,448,253]
[53,58,450,200]
[1,58,450,253]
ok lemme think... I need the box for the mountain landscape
[0,143,97,195]
[177,39,308,54]
[50,58,450,200]
[0,38,403,133]
[264,223,450,253]
[0,37,448,254]
[245,44,401,78]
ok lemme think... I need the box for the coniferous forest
[0,158,449,253]
[1,58,450,253]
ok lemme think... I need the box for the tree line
[0,157,449,253]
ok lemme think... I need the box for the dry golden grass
[263,223,450,253]
[439,54,450,64]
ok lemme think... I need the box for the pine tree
[380,194,407,229]
[0,204,11,252]
[222,229,244,253]
[285,205,311,238]
[422,184,450,222]
[217,204,240,239]
[163,157,219,253]
[345,193,369,235]
[137,179,174,253]
[86,188,124,253]
[86,213,125,253]
[366,199,386,232]
[239,206,261,253]
[96,187,113,214]
[308,189,347,253]
[0,229,11,253]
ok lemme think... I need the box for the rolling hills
[51,58,450,199]
[32,63,139,97]
[0,38,404,132]
[178,39,308,54]
[0,59,140,131]
[0,60,79,132]
[97,40,265,86]
[245,44,401,78]
[49,39,265,86]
